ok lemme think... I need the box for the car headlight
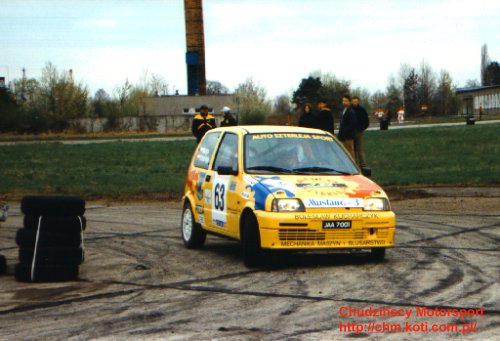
[271,198,305,212]
[363,197,390,211]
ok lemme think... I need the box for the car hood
[244,174,384,210]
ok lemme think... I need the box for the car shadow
[201,240,382,269]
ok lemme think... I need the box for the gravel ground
[0,188,499,340]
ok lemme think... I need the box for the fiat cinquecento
[181,125,395,266]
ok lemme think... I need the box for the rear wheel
[181,203,206,248]
[369,248,386,261]
[242,214,266,267]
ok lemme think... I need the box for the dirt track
[0,188,499,340]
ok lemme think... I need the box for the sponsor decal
[296,183,347,188]
[251,133,333,141]
[198,215,205,224]
[204,189,211,204]
[241,191,250,199]
[279,240,388,247]
[229,181,237,192]
[246,176,295,210]
[196,172,206,201]
[295,213,380,220]
[304,198,364,208]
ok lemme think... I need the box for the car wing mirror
[361,166,372,177]
[217,166,238,176]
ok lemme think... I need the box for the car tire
[0,255,6,275]
[19,247,85,265]
[369,248,386,261]
[14,263,79,282]
[24,215,86,232]
[16,228,82,248]
[242,214,266,267]
[21,196,85,216]
[181,203,206,248]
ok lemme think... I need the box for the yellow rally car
[181,125,395,266]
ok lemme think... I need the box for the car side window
[193,132,221,169]
[213,133,238,172]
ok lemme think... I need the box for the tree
[433,70,458,116]
[35,62,90,132]
[417,60,436,114]
[207,80,229,95]
[273,94,292,117]
[401,66,419,116]
[234,78,272,124]
[292,76,322,105]
[481,44,490,86]
[484,61,500,86]
[385,75,403,117]
[312,71,351,111]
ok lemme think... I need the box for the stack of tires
[15,196,86,282]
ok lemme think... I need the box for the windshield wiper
[246,166,295,174]
[292,166,353,175]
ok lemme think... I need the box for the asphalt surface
[0,188,499,340]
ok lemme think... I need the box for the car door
[191,131,221,228]
[209,132,240,237]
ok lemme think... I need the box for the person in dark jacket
[298,102,316,129]
[192,105,217,143]
[315,99,334,135]
[338,95,357,158]
[351,96,369,167]
[220,106,237,127]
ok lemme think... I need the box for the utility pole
[184,0,206,96]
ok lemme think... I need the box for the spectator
[298,102,316,129]
[397,106,405,124]
[338,94,357,158]
[351,96,369,167]
[220,106,237,127]
[316,99,334,135]
[192,105,217,143]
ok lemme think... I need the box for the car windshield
[244,133,359,175]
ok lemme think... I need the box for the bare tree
[207,80,229,95]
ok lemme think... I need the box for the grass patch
[365,123,500,186]
[0,123,498,200]
[0,140,197,200]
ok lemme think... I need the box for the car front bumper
[255,210,395,250]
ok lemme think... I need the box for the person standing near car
[192,104,217,143]
[316,99,334,135]
[338,95,357,158]
[220,106,237,127]
[351,96,369,167]
[298,101,316,129]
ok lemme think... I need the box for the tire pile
[15,196,86,282]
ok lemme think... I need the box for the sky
[1,0,499,99]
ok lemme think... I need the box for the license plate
[322,220,352,229]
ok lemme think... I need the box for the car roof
[211,125,331,135]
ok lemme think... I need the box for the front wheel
[242,214,266,267]
[181,203,206,248]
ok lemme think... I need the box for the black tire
[14,263,79,282]
[24,215,86,232]
[181,203,206,248]
[0,255,6,275]
[16,228,82,248]
[369,248,386,261]
[19,247,85,265]
[21,196,85,216]
[242,214,266,267]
